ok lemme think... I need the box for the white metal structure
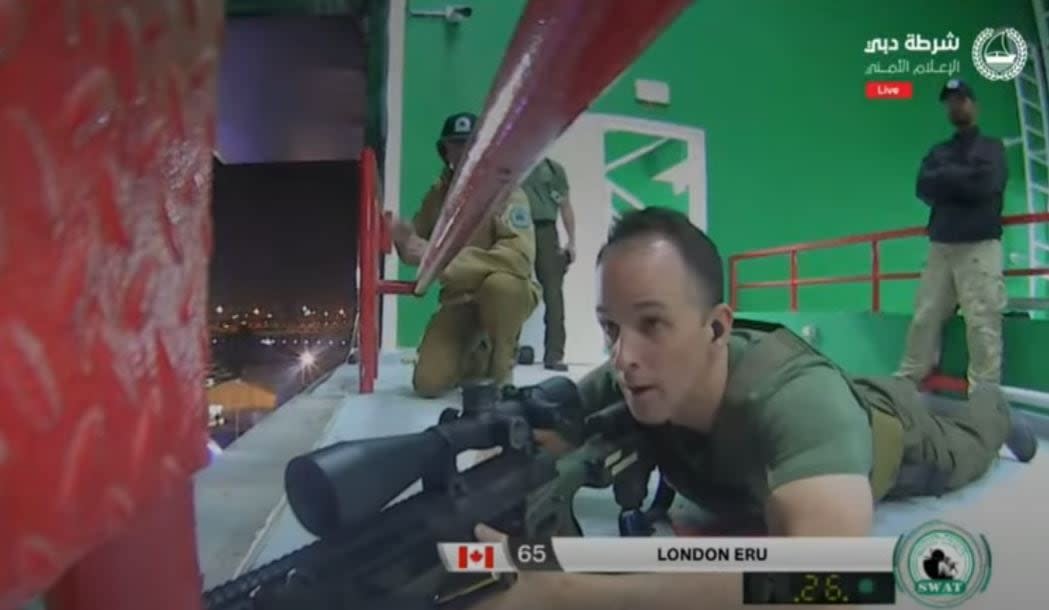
[1014,14,1049,309]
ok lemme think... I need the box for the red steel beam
[414,0,692,293]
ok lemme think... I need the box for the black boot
[1006,415,1038,463]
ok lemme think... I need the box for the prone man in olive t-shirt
[468,207,1037,610]
[575,326,876,523]
[572,321,1025,524]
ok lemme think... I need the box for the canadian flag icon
[457,543,496,570]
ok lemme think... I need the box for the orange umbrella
[206,379,277,410]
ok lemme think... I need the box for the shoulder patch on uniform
[509,204,532,230]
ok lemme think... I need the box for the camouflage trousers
[897,239,1006,388]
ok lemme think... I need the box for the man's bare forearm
[394,242,421,266]
[561,199,576,243]
[393,234,427,266]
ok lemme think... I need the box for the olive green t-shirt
[576,329,874,516]
[521,158,569,223]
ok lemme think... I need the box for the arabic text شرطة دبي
[864,33,961,55]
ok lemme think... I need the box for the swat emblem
[509,205,532,230]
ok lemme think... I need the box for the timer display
[742,571,895,605]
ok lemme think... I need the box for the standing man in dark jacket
[897,79,1009,391]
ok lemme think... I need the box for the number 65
[516,544,547,564]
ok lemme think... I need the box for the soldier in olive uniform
[521,158,576,370]
[391,112,540,398]
[468,208,1037,610]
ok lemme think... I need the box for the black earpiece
[711,320,724,341]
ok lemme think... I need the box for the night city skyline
[208,159,360,313]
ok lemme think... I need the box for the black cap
[439,112,477,140]
[939,79,975,101]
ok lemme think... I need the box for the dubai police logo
[972,27,1028,81]
[894,520,992,607]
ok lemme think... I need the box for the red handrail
[728,212,1049,312]
[357,148,416,393]
[358,148,378,392]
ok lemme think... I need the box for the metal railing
[727,212,1049,395]
[356,147,415,393]
[728,213,1049,312]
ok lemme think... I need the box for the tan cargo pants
[412,272,537,398]
[897,240,1006,388]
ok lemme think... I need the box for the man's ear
[709,303,734,344]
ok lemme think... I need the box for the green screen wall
[394,0,1039,347]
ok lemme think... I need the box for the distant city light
[253,307,261,315]
[215,305,224,314]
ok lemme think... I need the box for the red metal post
[45,481,202,610]
[789,250,800,311]
[0,1,222,609]
[871,240,882,312]
[358,149,378,393]
[415,0,693,292]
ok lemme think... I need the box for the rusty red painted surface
[0,1,222,607]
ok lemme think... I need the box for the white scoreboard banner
[437,537,897,573]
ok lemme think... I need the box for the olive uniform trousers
[533,222,566,365]
[867,377,1011,498]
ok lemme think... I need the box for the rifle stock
[201,378,657,610]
